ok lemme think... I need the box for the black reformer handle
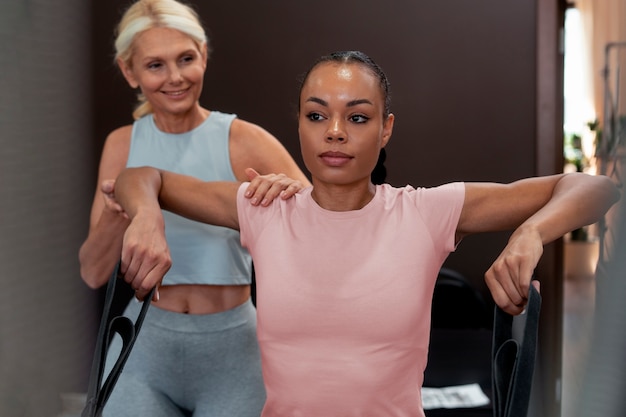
[492,282,541,417]
[81,262,155,417]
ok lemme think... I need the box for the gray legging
[103,298,266,417]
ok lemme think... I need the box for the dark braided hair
[298,51,391,184]
[370,148,387,185]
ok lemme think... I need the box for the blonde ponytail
[132,94,153,120]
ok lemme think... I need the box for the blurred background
[0,1,624,416]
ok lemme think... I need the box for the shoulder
[102,124,133,155]
[97,124,134,179]
[418,182,465,211]
[236,181,280,239]
[229,118,277,146]
[228,118,296,179]
[377,183,465,232]
[237,182,308,216]
[106,124,133,143]
[229,118,281,157]
[380,182,464,202]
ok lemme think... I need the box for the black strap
[492,283,541,417]
[81,262,155,417]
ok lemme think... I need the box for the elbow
[78,246,107,289]
[585,175,621,224]
[81,274,101,290]
[599,175,621,208]
[79,266,102,290]
[570,172,621,212]
[78,261,100,290]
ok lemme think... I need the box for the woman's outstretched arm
[458,172,620,314]
[114,166,241,300]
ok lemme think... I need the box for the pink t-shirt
[238,182,465,417]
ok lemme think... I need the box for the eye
[306,112,325,122]
[180,54,195,65]
[350,114,369,123]
[147,61,162,70]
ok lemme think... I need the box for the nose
[168,65,183,84]
[326,117,346,142]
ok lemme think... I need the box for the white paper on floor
[421,383,490,410]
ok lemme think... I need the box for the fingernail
[251,198,258,205]
[261,199,268,206]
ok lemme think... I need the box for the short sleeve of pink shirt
[237,182,465,417]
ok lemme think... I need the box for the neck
[152,105,209,134]
[310,180,376,211]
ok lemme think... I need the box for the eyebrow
[141,49,198,62]
[305,97,374,107]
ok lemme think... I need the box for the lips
[320,151,353,167]
[161,88,190,97]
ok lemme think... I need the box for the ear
[201,43,208,69]
[381,113,395,148]
[117,57,139,89]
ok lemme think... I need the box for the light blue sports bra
[126,112,252,285]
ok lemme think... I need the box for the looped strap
[492,282,541,417]
[81,262,155,417]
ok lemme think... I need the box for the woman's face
[298,62,394,187]
[118,27,207,117]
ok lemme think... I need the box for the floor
[561,273,596,417]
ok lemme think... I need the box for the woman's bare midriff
[152,284,251,314]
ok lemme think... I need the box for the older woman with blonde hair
[78,0,309,415]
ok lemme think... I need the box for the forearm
[518,173,620,244]
[115,167,164,221]
[78,210,129,288]
[484,173,618,315]
[115,167,170,300]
